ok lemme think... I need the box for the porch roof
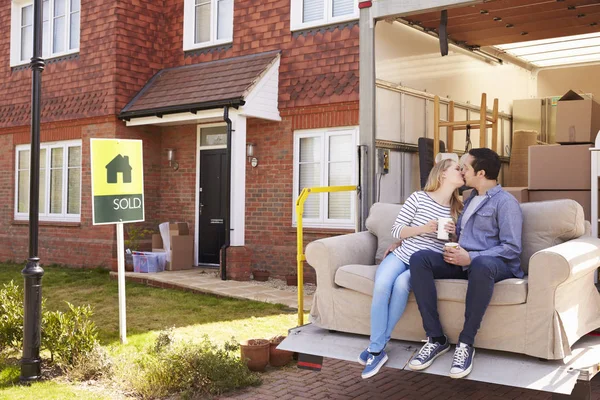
[119,51,281,120]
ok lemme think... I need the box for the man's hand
[383,240,402,259]
[444,245,471,267]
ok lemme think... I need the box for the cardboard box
[462,187,529,203]
[556,90,600,144]
[529,191,596,221]
[152,224,194,271]
[528,144,591,190]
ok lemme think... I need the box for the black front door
[198,149,227,265]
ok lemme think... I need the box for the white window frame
[290,0,359,32]
[10,0,80,67]
[183,0,233,52]
[292,127,358,229]
[14,140,82,223]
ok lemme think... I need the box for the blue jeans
[369,253,411,352]
[409,250,515,346]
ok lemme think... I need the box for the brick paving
[217,358,600,400]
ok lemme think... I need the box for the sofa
[305,200,600,360]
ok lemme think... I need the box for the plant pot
[252,269,270,282]
[125,253,134,272]
[269,336,293,367]
[240,339,270,372]
[285,274,298,286]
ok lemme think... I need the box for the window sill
[285,226,355,235]
[12,220,81,227]
[290,16,358,33]
[10,51,79,70]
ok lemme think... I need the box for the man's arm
[468,199,523,262]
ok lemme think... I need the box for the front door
[198,149,227,265]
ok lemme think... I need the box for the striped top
[391,191,453,265]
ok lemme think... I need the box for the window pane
[303,0,324,23]
[19,150,30,170]
[43,0,50,56]
[51,147,63,167]
[54,0,66,17]
[299,163,320,218]
[67,168,80,214]
[332,0,353,17]
[329,134,353,162]
[39,149,46,214]
[70,11,80,49]
[200,126,227,146]
[50,168,63,214]
[53,16,65,53]
[299,137,320,162]
[71,0,80,13]
[68,146,80,167]
[18,170,30,213]
[217,0,233,40]
[328,162,352,219]
[195,0,211,43]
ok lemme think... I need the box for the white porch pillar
[230,113,247,246]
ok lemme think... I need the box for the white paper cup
[444,242,460,249]
[437,218,453,240]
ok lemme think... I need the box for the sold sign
[90,139,145,225]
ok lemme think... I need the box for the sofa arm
[528,236,600,290]
[305,231,377,288]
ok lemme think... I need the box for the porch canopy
[119,50,281,126]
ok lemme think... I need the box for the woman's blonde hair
[423,159,463,220]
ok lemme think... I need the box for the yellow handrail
[295,185,358,326]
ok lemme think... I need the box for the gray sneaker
[408,337,450,371]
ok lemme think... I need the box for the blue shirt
[456,184,524,278]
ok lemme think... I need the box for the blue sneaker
[408,337,450,371]
[361,350,388,379]
[358,348,370,365]
[449,342,475,379]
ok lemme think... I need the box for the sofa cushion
[520,199,585,274]
[365,203,403,264]
[335,264,528,305]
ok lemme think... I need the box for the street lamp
[21,0,45,383]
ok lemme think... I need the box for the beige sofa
[306,200,600,360]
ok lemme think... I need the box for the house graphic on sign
[106,154,133,184]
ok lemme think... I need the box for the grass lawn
[0,263,308,399]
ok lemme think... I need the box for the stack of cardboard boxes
[152,222,194,271]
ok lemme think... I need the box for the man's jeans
[409,250,514,346]
[369,254,412,353]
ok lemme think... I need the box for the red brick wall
[246,101,359,282]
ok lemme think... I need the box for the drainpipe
[221,106,232,280]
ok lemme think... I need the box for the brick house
[0,0,360,282]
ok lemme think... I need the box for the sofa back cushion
[366,203,403,263]
[520,199,585,274]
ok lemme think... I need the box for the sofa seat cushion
[335,264,528,306]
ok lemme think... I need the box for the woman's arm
[390,192,437,239]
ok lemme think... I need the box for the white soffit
[495,32,600,68]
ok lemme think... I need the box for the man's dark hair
[468,148,501,180]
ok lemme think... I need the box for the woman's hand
[383,240,402,259]
[444,220,456,236]
[422,220,438,234]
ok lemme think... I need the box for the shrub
[126,334,261,399]
[42,302,99,367]
[0,281,25,353]
[65,344,113,382]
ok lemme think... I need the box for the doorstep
[109,269,313,311]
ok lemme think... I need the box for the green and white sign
[91,139,145,225]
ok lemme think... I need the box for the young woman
[359,158,464,379]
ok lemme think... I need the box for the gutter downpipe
[221,106,233,280]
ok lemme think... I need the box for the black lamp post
[20,0,45,383]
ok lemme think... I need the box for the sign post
[90,139,144,344]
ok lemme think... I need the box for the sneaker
[408,337,450,371]
[361,350,389,379]
[449,342,475,379]
[358,348,371,366]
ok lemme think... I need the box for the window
[291,0,358,31]
[293,127,357,228]
[15,140,82,222]
[10,0,80,66]
[183,0,233,51]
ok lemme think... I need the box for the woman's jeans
[369,253,411,353]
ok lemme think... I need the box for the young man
[407,148,523,379]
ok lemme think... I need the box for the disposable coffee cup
[437,217,453,240]
[445,242,460,249]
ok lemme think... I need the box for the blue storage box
[132,251,166,273]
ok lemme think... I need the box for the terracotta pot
[285,274,298,286]
[240,339,270,372]
[269,336,293,367]
[252,270,270,282]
